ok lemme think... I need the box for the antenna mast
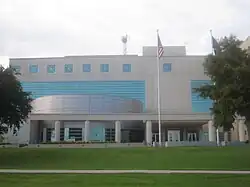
[121,34,128,55]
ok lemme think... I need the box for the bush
[41,141,116,144]
[0,143,11,145]
[18,143,28,148]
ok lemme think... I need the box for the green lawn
[0,147,250,170]
[0,174,250,187]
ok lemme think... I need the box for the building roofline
[9,54,206,60]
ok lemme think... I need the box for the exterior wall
[10,54,209,113]
[240,36,250,52]
[0,56,9,68]
[231,121,248,141]
[4,121,30,144]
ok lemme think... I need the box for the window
[64,64,73,73]
[47,65,56,73]
[163,63,172,72]
[100,64,109,72]
[29,64,38,73]
[83,64,91,72]
[12,65,21,74]
[123,64,131,72]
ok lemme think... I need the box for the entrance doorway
[188,132,198,142]
[152,133,159,142]
[168,130,180,142]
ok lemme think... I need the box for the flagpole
[156,29,162,146]
[210,29,220,146]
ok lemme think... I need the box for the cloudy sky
[0,0,250,66]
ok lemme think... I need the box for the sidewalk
[1,169,250,174]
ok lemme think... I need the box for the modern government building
[2,43,249,145]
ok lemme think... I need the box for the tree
[0,65,33,136]
[194,35,249,136]
[232,48,250,141]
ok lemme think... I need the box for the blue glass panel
[83,64,91,72]
[47,65,56,73]
[163,63,171,72]
[90,126,105,141]
[100,64,109,72]
[123,64,131,72]
[29,65,38,73]
[64,64,73,73]
[12,65,21,73]
[190,80,212,113]
[21,81,146,109]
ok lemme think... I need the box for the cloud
[0,0,249,63]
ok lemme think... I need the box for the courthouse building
[3,45,248,144]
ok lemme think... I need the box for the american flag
[157,33,164,59]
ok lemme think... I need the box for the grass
[0,174,250,187]
[0,147,250,170]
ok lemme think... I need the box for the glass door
[168,130,180,142]
[188,133,197,142]
[152,133,159,142]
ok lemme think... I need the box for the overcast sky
[0,0,250,66]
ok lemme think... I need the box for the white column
[55,121,61,142]
[216,128,220,146]
[208,120,216,142]
[199,128,203,141]
[115,121,121,143]
[146,120,152,144]
[82,128,84,141]
[238,119,245,142]
[43,128,47,142]
[224,131,229,142]
[84,120,90,142]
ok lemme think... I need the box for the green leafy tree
[0,65,33,136]
[194,35,246,134]
[232,48,250,141]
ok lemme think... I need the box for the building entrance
[167,130,180,142]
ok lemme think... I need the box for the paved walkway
[0,169,250,174]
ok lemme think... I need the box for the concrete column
[224,131,229,142]
[238,119,245,142]
[84,120,90,142]
[199,128,203,141]
[146,120,152,144]
[82,128,84,141]
[115,121,121,143]
[183,128,187,141]
[55,121,61,142]
[43,128,47,142]
[208,120,216,142]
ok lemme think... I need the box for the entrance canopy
[32,95,143,114]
